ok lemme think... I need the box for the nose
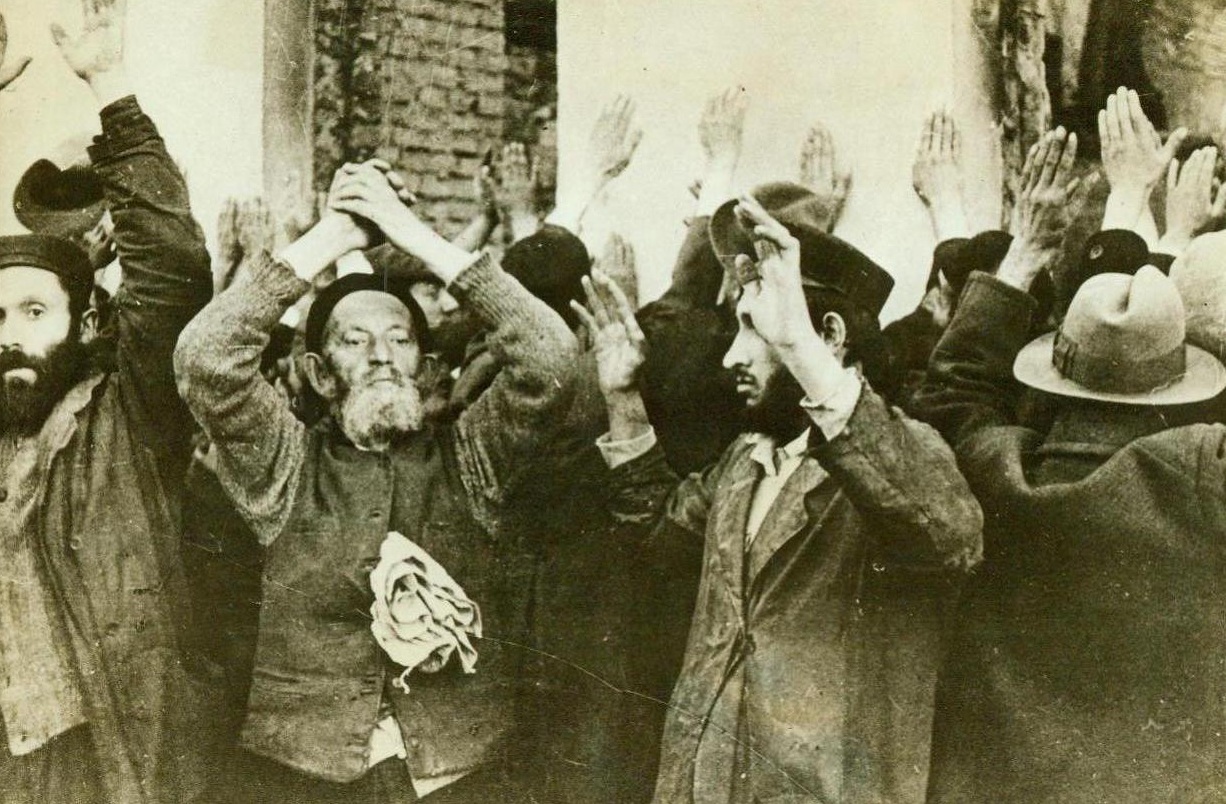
[368,335,393,365]
[438,290,459,314]
[722,330,748,371]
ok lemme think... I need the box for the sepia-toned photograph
[0,0,1225,801]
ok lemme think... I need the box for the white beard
[336,379,424,450]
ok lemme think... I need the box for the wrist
[1156,229,1193,257]
[279,216,364,282]
[87,67,131,109]
[995,241,1051,291]
[605,389,651,441]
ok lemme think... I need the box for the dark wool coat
[914,272,1226,803]
[608,388,983,804]
[3,96,219,802]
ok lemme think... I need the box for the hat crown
[1061,267,1186,362]
[1171,230,1226,363]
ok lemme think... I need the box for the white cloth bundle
[369,531,482,691]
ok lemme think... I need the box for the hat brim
[1013,331,1226,405]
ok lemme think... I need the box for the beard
[0,337,88,436]
[334,375,425,450]
[742,368,808,443]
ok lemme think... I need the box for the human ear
[79,307,99,344]
[820,311,848,356]
[301,352,338,401]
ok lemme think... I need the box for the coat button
[69,536,83,551]
[1089,243,1104,260]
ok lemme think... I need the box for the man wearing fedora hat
[576,183,983,802]
[916,127,1226,802]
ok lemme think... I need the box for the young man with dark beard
[174,159,578,804]
[0,1,221,802]
[575,194,983,804]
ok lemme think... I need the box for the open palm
[52,0,126,81]
[571,270,646,397]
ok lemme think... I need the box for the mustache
[0,350,35,375]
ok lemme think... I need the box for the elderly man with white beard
[174,159,578,804]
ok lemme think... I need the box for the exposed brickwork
[314,0,509,232]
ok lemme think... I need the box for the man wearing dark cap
[0,1,219,802]
[917,129,1226,804]
[575,192,983,804]
[175,158,577,804]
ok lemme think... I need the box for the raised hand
[0,12,32,91]
[51,0,126,84]
[1160,147,1226,255]
[1000,127,1082,289]
[329,159,472,282]
[595,233,639,311]
[696,87,748,215]
[731,194,814,350]
[799,123,852,234]
[1098,86,1187,197]
[700,87,748,169]
[571,269,647,399]
[913,110,970,240]
[236,197,277,261]
[588,95,643,185]
[492,142,539,239]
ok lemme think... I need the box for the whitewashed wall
[557,0,1002,322]
[0,0,264,254]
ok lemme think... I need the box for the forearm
[451,255,580,523]
[451,209,498,253]
[175,254,307,439]
[815,388,984,569]
[90,96,211,302]
[911,272,1037,445]
[1101,187,1152,236]
[696,158,737,217]
[174,254,307,542]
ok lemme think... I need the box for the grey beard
[335,380,425,450]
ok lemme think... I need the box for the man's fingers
[1212,181,1226,218]
[581,275,614,329]
[1054,131,1078,186]
[1105,92,1124,144]
[919,113,934,156]
[1161,127,1190,163]
[1038,128,1067,188]
[569,300,598,335]
[1168,158,1181,196]
[1026,136,1051,193]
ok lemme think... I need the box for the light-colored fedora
[1170,230,1226,365]
[1013,265,1226,405]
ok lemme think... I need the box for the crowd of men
[4,1,1226,802]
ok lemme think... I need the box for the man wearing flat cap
[175,157,578,803]
[916,128,1226,802]
[576,183,984,804]
[0,1,221,802]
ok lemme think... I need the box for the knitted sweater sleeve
[174,254,308,545]
[449,254,581,532]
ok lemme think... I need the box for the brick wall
[314,0,508,233]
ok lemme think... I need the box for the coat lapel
[708,446,759,601]
[745,458,834,586]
